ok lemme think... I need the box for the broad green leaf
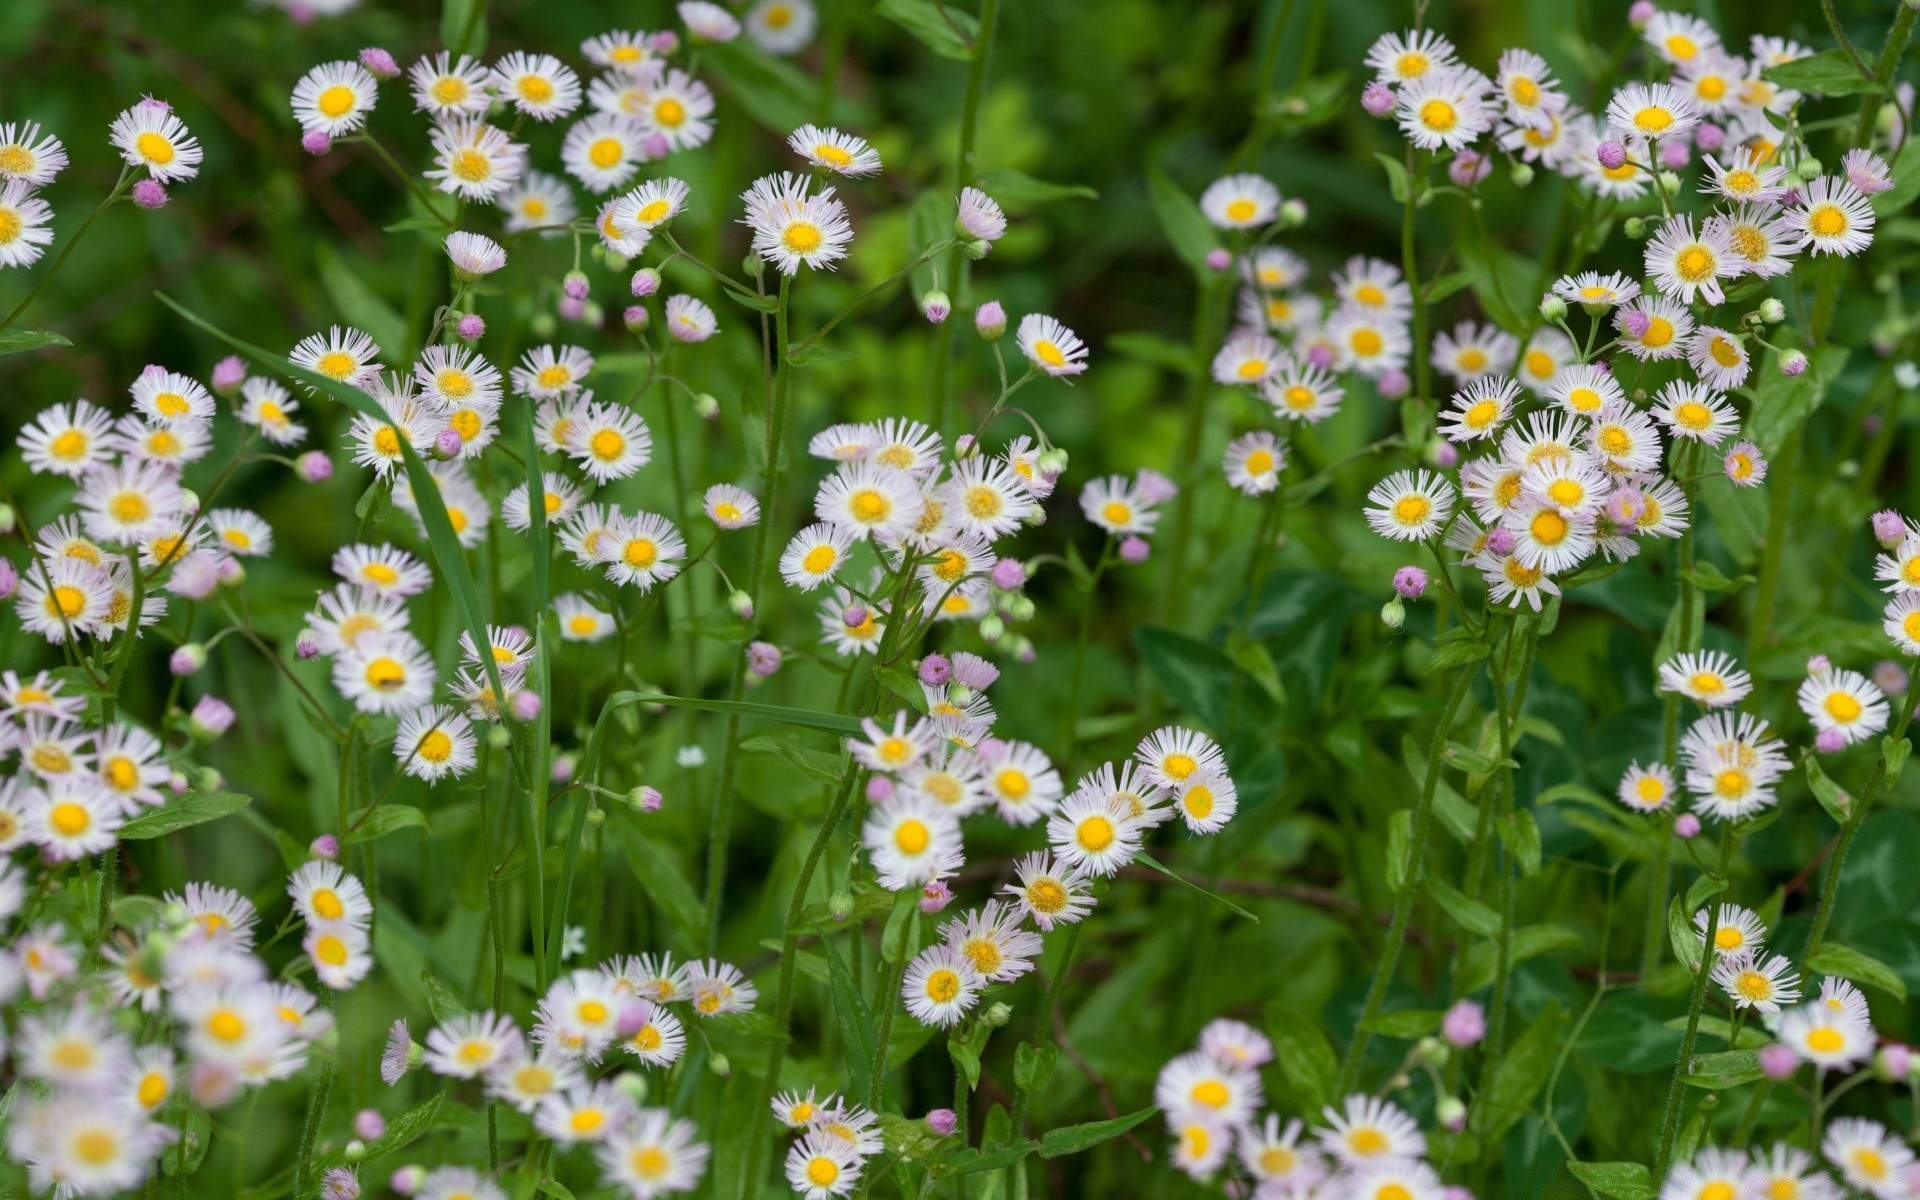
[1385,809,1414,893]
[1457,925,1582,994]
[1684,873,1728,913]
[1263,1001,1338,1111]
[739,735,848,784]
[1134,626,1279,731]
[344,803,428,842]
[1804,754,1853,824]
[1664,1014,1770,1049]
[1683,1048,1763,1089]
[1885,735,1912,785]
[1750,343,1847,457]
[608,818,707,950]
[949,1021,993,1089]
[877,0,978,60]
[1680,561,1755,593]
[1567,1161,1658,1200]
[1806,943,1908,1001]
[440,0,487,55]
[1427,876,1500,936]
[119,792,250,840]
[358,1093,443,1164]
[1763,49,1877,96]
[1499,810,1542,877]
[1014,1040,1057,1091]
[1038,1106,1157,1157]
[317,245,406,358]
[160,1108,213,1176]
[1425,632,1491,673]
[1146,165,1220,275]
[936,1142,1038,1177]
[1359,1009,1444,1039]
[1668,896,1701,972]
[1374,151,1410,203]
[0,328,71,356]
[822,932,894,1108]
[420,969,468,1022]
[976,168,1098,205]
[1472,1001,1566,1142]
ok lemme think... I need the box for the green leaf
[1472,1001,1566,1141]
[0,328,72,356]
[821,933,891,1108]
[608,819,707,950]
[1038,1106,1158,1157]
[1885,735,1912,785]
[1665,1014,1771,1049]
[1136,852,1259,922]
[1263,1001,1338,1111]
[1441,740,1509,774]
[876,0,977,60]
[1763,49,1878,96]
[948,1021,993,1089]
[1358,1009,1444,1039]
[1683,1048,1764,1089]
[1806,943,1909,1002]
[1426,631,1492,673]
[1804,753,1853,824]
[331,1093,444,1169]
[1457,925,1583,994]
[1014,1040,1057,1092]
[317,245,407,359]
[1385,809,1414,893]
[1424,270,1473,305]
[344,803,428,843]
[1134,626,1279,731]
[739,735,847,785]
[1680,561,1755,593]
[119,792,250,840]
[420,969,468,1022]
[1684,872,1728,913]
[439,0,487,55]
[1567,1161,1658,1200]
[704,43,817,134]
[976,168,1098,205]
[1875,148,1920,215]
[1750,343,1847,458]
[1146,165,1220,275]
[160,1108,212,1176]
[1426,876,1500,936]
[935,1142,1038,1177]
[1500,810,1543,877]
[1375,152,1410,204]
[1668,897,1702,972]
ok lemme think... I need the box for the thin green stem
[1008,920,1084,1138]
[926,0,1002,434]
[1655,826,1736,1173]
[1806,663,1920,954]
[1,166,133,330]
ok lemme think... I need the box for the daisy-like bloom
[288,861,373,932]
[334,629,435,716]
[110,100,202,182]
[810,425,875,463]
[1845,147,1894,194]
[0,179,54,268]
[1478,547,1559,612]
[942,901,1043,984]
[1047,786,1145,877]
[613,177,692,234]
[19,399,115,477]
[1239,1115,1319,1188]
[306,922,373,988]
[1318,1094,1426,1166]
[596,1109,710,1199]
[1819,976,1872,1025]
[1223,430,1285,495]
[1712,441,1765,492]
[1878,532,1920,593]
[1365,28,1458,85]
[114,414,212,468]
[740,171,853,274]
[1365,469,1455,542]
[1799,667,1890,746]
[482,1048,578,1115]
[537,1081,637,1146]
[427,118,525,202]
[663,293,719,343]
[863,795,963,890]
[1607,81,1703,146]
[901,943,982,1029]
[410,52,493,117]
[1711,948,1801,1013]
[17,714,91,782]
[9,1095,172,1198]
[130,368,214,426]
[685,959,756,1016]
[943,456,1035,538]
[1685,747,1782,822]
[786,1131,862,1199]
[1432,319,1517,384]
[16,558,113,643]
[994,852,1097,934]
[491,51,581,122]
[619,953,692,1005]
[16,1004,132,1090]
[970,740,1061,826]
[502,476,584,532]
[1615,294,1693,361]
[818,588,886,654]
[1016,312,1090,377]
[1156,1048,1263,1128]
[1553,270,1640,311]
[1545,364,1625,421]
[780,522,856,591]
[1325,306,1410,376]
[502,170,576,234]
[1792,176,1876,256]
[1779,1000,1875,1072]
[569,401,653,482]
[1702,146,1789,204]
[1712,204,1797,279]
[864,417,943,475]
[1660,1149,1752,1200]
[680,0,742,40]
[701,483,760,530]
[1334,256,1413,315]
[638,67,716,151]
[1658,651,1753,708]
[291,325,382,390]
[1646,214,1733,304]
[1438,376,1518,442]
[1496,48,1564,130]
[426,1010,524,1079]
[816,463,926,543]
[513,344,594,398]
[394,705,478,783]
[1212,331,1282,385]
[333,543,431,597]
[1168,1112,1232,1181]
[1524,455,1611,519]
[599,511,686,590]
[1199,173,1280,229]
[1644,9,1719,63]
[1655,382,1739,446]
[1885,593,1920,654]
[77,458,183,545]
[563,112,647,193]
[534,972,624,1056]
[773,1089,835,1129]
[1688,325,1751,390]
[1351,1160,1446,1200]
[1243,246,1308,292]
[1134,727,1225,792]
[291,60,378,135]
[747,0,817,54]
[1263,355,1344,422]
[444,231,507,279]
[167,881,257,946]
[1752,1147,1840,1200]
[547,593,612,644]
[1506,497,1594,574]
[238,378,306,445]
[1617,761,1676,813]
[614,1000,687,1068]
[1824,1118,1913,1199]
[1081,473,1157,536]
[2,668,84,720]
[416,1168,507,1200]
[347,385,443,479]
[1396,68,1495,151]
[1171,770,1236,834]
[0,120,67,187]
[1675,51,1743,116]
[788,123,880,177]
[956,186,1008,248]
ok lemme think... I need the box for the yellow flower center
[590,428,626,461]
[1729,225,1767,261]
[571,1109,605,1135]
[1191,1079,1229,1108]
[1393,495,1431,526]
[1667,34,1698,59]
[589,137,624,168]
[49,801,90,836]
[316,351,357,380]
[1077,814,1115,852]
[1643,317,1674,347]
[432,76,469,105]
[963,937,1002,975]
[655,98,687,127]
[72,1130,119,1166]
[1709,336,1742,367]
[317,85,357,118]
[1675,402,1712,430]
[451,148,492,182]
[364,656,406,691]
[925,968,962,1002]
[1675,247,1714,282]
[1244,448,1275,474]
[783,222,824,253]
[815,143,853,168]
[849,488,890,522]
[1826,691,1863,722]
[894,819,930,855]
[1853,1149,1889,1180]
[1351,329,1384,356]
[1568,387,1601,412]
[1185,786,1215,817]
[1458,348,1488,372]
[1809,205,1848,238]
[312,887,345,920]
[1033,339,1067,367]
[1807,1026,1844,1053]
[1510,76,1540,106]
[136,131,175,165]
[208,1010,246,1042]
[137,1072,168,1108]
[1635,106,1674,133]
[49,584,88,618]
[633,1148,671,1179]
[624,538,659,569]
[1636,776,1666,802]
[1420,98,1458,132]
[807,1158,840,1186]
[1349,1128,1388,1156]
[1259,1147,1296,1175]
[1225,197,1257,222]
[517,76,554,103]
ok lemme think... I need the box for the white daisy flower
[613,177,692,231]
[1712,948,1801,1013]
[1365,28,1459,85]
[596,1109,710,1198]
[569,401,653,482]
[1431,319,1517,384]
[816,462,926,543]
[1792,176,1876,257]
[1687,325,1752,389]
[1016,313,1090,377]
[563,113,647,193]
[863,795,963,890]
[1365,469,1455,542]
[502,169,576,234]
[1645,11,1720,63]
[747,0,817,54]
[19,399,114,476]
[1645,214,1733,304]
[238,378,306,445]
[1658,650,1752,707]
[426,119,525,202]
[1653,381,1738,445]
[110,100,202,182]
[409,52,493,118]
[1701,147,1790,204]
[1439,376,1519,442]
[788,123,879,176]
[1711,204,1796,279]
[395,705,478,782]
[0,120,68,187]
[1824,1117,1913,1198]
[638,68,716,151]
[1318,1094,1426,1166]
[785,1131,862,1199]
[599,511,685,590]
[1615,294,1694,361]
[513,344,594,398]
[1199,173,1280,229]
[664,294,718,342]
[334,630,435,716]
[900,943,981,1028]
[491,52,582,122]
[741,171,853,274]
[291,60,378,135]
[0,179,54,268]
[291,324,382,390]
[1396,68,1495,151]
[425,1010,524,1078]
[1618,761,1675,812]
[332,542,431,595]
[1798,667,1889,746]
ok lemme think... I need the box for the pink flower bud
[1816,728,1847,755]
[1376,367,1410,398]
[1873,510,1908,548]
[557,296,586,321]
[1394,566,1429,599]
[510,690,542,721]
[922,289,951,323]
[169,644,206,676]
[1875,660,1910,696]
[1675,813,1702,839]
[952,652,998,689]
[433,427,464,460]
[1119,536,1151,564]
[1694,123,1725,152]
[631,267,662,297]
[641,132,671,160]
[925,1108,959,1137]
[1431,441,1459,468]
[1205,248,1233,272]
[1620,310,1652,339]
[1628,0,1656,25]
[1444,1189,1475,1200]
[1780,351,1808,377]
[1759,1043,1798,1079]
[311,834,340,860]
[918,654,952,685]
[390,1166,426,1197]
[302,129,333,156]
[866,775,893,803]
[919,880,953,914]
[637,786,664,812]
[747,641,783,677]
[211,355,246,393]
[1881,1043,1912,1080]
[1597,140,1628,171]
[1659,139,1691,170]
[991,558,1026,589]
[1486,528,1516,556]
[190,695,235,740]
[1442,1000,1486,1047]
[132,179,169,210]
[1362,81,1397,118]
[359,48,400,78]
[551,756,575,784]
[1448,150,1491,189]
[354,1109,387,1140]
[1807,655,1833,674]
[842,605,868,629]
[298,451,334,482]
[623,305,650,332]
[1307,343,1336,370]
[456,314,485,341]
[563,271,590,301]
[0,558,16,601]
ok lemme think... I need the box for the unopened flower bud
[631,785,664,812]
[1657,170,1681,196]
[302,129,333,157]
[1205,248,1232,272]
[1876,660,1910,696]
[311,834,340,860]
[984,1002,1013,1027]
[1807,655,1832,674]
[1431,440,1459,469]
[196,767,223,793]
[1759,1043,1798,1079]
[922,289,951,323]
[1675,813,1702,838]
[694,393,720,420]
[926,1109,959,1137]
[918,654,952,686]
[1279,198,1308,227]
[1443,1000,1486,1047]
[1597,140,1628,171]
[1381,596,1406,629]
[456,313,485,340]
[613,1071,650,1103]
[0,558,15,601]
[747,640,782,677]
[1780,351,1808,376]
[354,1108,386,1141]
[390,1166,426,1196]
[132,179,169,209]
[1539,294,1567,321]
[1038,447,1069,474]
[1376,368,1411,399]
[642,132,671,160]
[631,267,662,297]
[324,1166,361,1198]
[866,775,893,803]
[1510,162,1535,188]
[551,754,577,785]
[1362,81,1396,118]
[1816,728,1847,755]
[1873,509,1908,548]
[1879,1044,1913,1081]
[842,605,868,629]
[189,695,236,741]
[558,296,586,321]
[1797,157,1824,181]
[1660,140,1691,170]
[975,300,1006,340]
[1436,1096,1468,1131]
[991,558,1027,589]
[728,590,754,620]
[1393,566,1428,599]
[359,47,400,78]
[1624,216,1646,239]
[434,427,464,459]
[828,891,854,922]
[297,451,334,482]
[508,690,540,721]
[171,643,207,676]
[707,1052,730,1077]
[1695,122,1724,152]
[563,270,590,301]
[1628,0,1656,25]
[1758,298,1785,323]
[919,879,953,913]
